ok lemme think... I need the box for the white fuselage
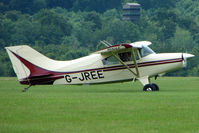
[6,42,194,87]
[53,53,184,85]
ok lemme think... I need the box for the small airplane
[5,41,194,92]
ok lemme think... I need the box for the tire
[151,83,159,91]
[143,84,156,91]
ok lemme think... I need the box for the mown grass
[0,77,199,133]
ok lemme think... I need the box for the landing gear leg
[22,85,31,92]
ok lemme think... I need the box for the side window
[139,46,154,57]
[102,56,119,65]
[118,52,132,62]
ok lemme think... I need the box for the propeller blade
[182,53,195,67]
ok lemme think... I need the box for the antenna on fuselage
[100,40,112,47]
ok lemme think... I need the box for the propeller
[181,53,195,67]
[182,53,186,67]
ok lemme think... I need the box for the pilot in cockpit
[118,52,132,62]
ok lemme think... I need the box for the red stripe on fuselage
[11,50,182,85]
[10,51,63,77]
[10,51,65,85]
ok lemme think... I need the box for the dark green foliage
[84,12,102,31]
[0,0,122,14]
[9,0,35,14]
[0,0,199,76]
[46,0,73,9]
[72,0,122,13]
[0,17,15,47]
[138,0,178,9]
[102,19,140,43]
[33,9,72,44]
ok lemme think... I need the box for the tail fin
[5,45,30,80]
[5,45,64,85]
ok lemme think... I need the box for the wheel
[151,83,159,91]
[143,84,156,91]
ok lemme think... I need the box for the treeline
[0,0,122,14]
[0,0,199,76]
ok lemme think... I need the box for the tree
[5,10,22,21]
[0,18,15,47]
[10,19,35,45]
[161,20,177,41]
[33,9,72,45]
[153,9,178,42]
[102,19,140,44]
[170,27,195,52]
[9,0,34,14]
[138,0,178,9]
[46,0,73,9]
[32,0,47,13]
[73,0,122,13]
[84,11,102,31]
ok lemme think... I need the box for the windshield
[139,46,155,57]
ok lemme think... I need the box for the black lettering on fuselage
[78,70,104,82]
[90,71,98,79]
[65,75,72,83]
[84,72,91,80]
[97,70,104,79]
[79,73,85,81]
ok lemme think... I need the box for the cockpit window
[102,56,119,65]
[139,46,155,57]
[118,52,132,62]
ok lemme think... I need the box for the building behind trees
[122,3,141,21]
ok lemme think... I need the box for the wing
[93,41,152,78]
[93,41,152,55]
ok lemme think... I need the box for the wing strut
[131,49,140,77]
[100,40,112,47]
[100,41,140,78]
[112,52,139,77]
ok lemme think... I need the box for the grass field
[0,77,199,133]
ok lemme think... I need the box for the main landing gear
[138,76,160,92]
[143,83,159,91]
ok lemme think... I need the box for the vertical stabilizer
[5,46,30,80]
[5,45,64,85]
